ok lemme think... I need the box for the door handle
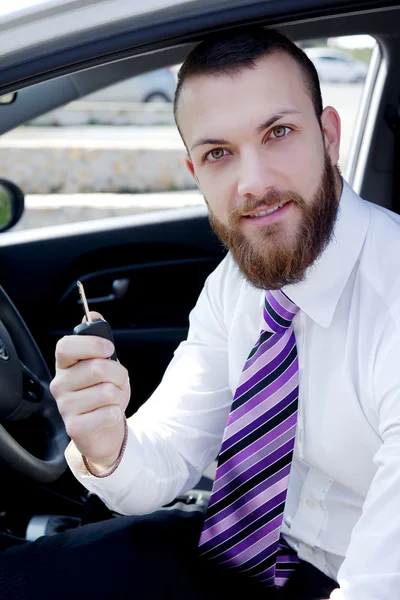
[78,278,130,305]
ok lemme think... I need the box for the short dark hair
[173,27,323,134]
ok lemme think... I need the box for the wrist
[82,417,128,478]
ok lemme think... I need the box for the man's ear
[185,155,199,185]
[320,106,341,167]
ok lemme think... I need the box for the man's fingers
[62,403,122,442]
[53,357,128,395]
[56,383,127,422]
[55,334,115,370]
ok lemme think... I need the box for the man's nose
[237,152,276,199]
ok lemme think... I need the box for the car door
[321,56,343,82]
[336,56,357,82]
[0,206,226,417]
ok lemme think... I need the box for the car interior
[0,0,399,542]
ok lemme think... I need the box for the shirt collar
[279,179,371,328]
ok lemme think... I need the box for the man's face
[177,51,342,290]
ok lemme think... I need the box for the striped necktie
[198,289,300,588]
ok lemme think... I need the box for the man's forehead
[177,52,311,137]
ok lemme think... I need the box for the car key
[73,280,117,361]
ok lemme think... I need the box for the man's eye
[271,126,291,139]
[207,148,227,161]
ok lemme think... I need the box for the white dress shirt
[67,180,400,599]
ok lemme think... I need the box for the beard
[208,153,340,291]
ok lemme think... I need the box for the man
[1,26,399,600]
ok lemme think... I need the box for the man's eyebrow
[190,109,301,152]
[256,109,301,134]
[190,137,229,152]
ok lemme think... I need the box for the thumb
[82,311,105,324]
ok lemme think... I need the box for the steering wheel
[0,285,69,482]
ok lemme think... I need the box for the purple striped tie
[198,289,300,588]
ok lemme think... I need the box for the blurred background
[0,34,375,231]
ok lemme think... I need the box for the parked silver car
[304,47,369,83]
[83,67,178,103]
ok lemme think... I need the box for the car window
[0,35,376,232]
[0,63,202,232]
[300,35,376,174]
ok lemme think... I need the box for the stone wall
[0,105,192,195]
[0,145,193,195]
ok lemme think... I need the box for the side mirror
[0,179,25,232]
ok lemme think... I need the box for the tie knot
[263,289,299,333]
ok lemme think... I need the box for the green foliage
[0,186,11,228]
[345,48,373,64]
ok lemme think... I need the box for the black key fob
[74,281,118,362]
[73,319,117,362]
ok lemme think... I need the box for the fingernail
[110,406,121,422]
[103,341,114,355]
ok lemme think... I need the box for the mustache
[229,189,305,224]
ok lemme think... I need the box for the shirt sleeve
[331,337,400,599]
[65,254,236,515]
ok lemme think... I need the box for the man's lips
[241,200,293,229]
[242,200,292,218]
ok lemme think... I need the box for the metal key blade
[77,281,92,324]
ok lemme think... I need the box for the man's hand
[50,311,131,474]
